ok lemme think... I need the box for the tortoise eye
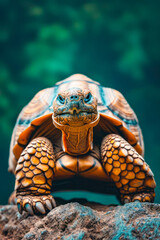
[84,92,92,103]
[57,95,65,104]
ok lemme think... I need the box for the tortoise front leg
[15,137,56,215]
[101,134,156,203]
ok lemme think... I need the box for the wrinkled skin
[53,88,98,126]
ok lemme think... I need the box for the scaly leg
[15,137,56,215]
[101,134,156,203]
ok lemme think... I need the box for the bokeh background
[0,0,160,205]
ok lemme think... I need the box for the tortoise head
[52,88,99,127]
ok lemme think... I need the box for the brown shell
[9,74,143,173]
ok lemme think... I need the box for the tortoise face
[53,88,98,127]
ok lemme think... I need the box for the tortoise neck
[61,125,93,155]
[52,114,99,155]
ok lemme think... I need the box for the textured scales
[16,137,56,214]
[8,74,156,215]
[101,134,155,203]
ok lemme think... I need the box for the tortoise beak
[68,102,81,115]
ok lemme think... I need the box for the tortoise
[8,74,156,215]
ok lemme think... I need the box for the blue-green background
[0,0,160,204]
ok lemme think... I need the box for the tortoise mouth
[55,110,95,116]
[53,111,98,126]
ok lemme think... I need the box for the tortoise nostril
[70,95,79,101]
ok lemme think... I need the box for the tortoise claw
[25,203,34,215]
[51,198,56,208]
[17,203,23,214]
[121,192,155,204]
[35,202,46,214]
[132,192,154,202]
[16,194,56,215]
[45,200,52,210]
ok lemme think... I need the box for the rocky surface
[0,199,160,240]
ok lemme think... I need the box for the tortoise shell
[9,74,144,173]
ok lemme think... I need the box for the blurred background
[0,0,160,205]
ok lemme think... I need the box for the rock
[0,199,160,239]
